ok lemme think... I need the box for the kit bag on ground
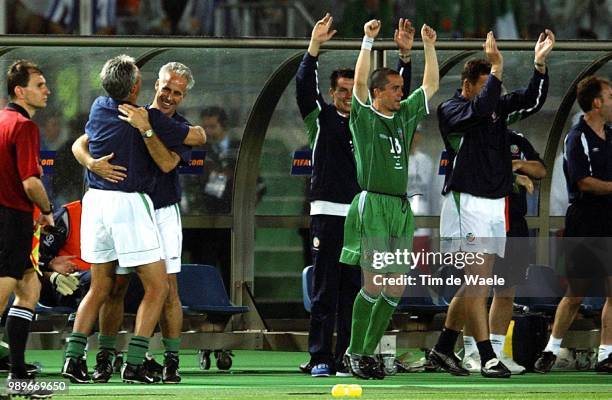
[508,313,548,371]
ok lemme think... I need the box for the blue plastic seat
[177,264,248,315]
[302,265,313,312]
[396,272,448,315]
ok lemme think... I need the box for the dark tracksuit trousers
[308,214,361,367]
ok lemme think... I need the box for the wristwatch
[41,204,53,215]
[142,129,154,138]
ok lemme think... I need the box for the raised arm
[534,29,555,74]
[420,24,439,100]
[438,78,502,133]
[296,13,336,119]
[438,33,503,132]
[71,133,127,183]
[486,31,503,81]
[469,32,504,116]
[394,18,413,100]
[307,13,336,58]
[501,30,554,121]
[354,19,381,103]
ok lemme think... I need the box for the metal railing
[0,36,610,50]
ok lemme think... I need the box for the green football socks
[65,332,87,360]
[162,337,181,355]
[347,289,378,355]
[126,336,149,366]
[363,293,400,355]
[98,334,116,353]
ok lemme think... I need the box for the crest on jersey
[466,232,476,243]
[510,144,519,155]
[397,128,404,139]
[42,234,55,247]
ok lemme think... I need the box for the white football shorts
[439,191,506,257]
[115,203,183,275]
[81,189,163,268]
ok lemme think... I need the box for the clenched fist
[364,19,381,38]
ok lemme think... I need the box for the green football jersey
[349,86,429,195]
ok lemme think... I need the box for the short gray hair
[100,55,138,100]
[158,62,195,91]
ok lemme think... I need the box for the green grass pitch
[6,350,610,399]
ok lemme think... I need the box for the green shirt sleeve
[398,87,429,151]
[399,86,429,128]
[350,93,372,140]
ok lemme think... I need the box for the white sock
[544,336,563,356]
[490,334,506,358]
[463,335,477,356]
[598,345,612,362]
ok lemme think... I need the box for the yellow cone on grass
[348,384,362,397]
[331,384,362,397]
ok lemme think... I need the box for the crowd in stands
[5,0,612,40]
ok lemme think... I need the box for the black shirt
[508,130,544,217]
[563,116,612,204]
[439,69,548,199]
